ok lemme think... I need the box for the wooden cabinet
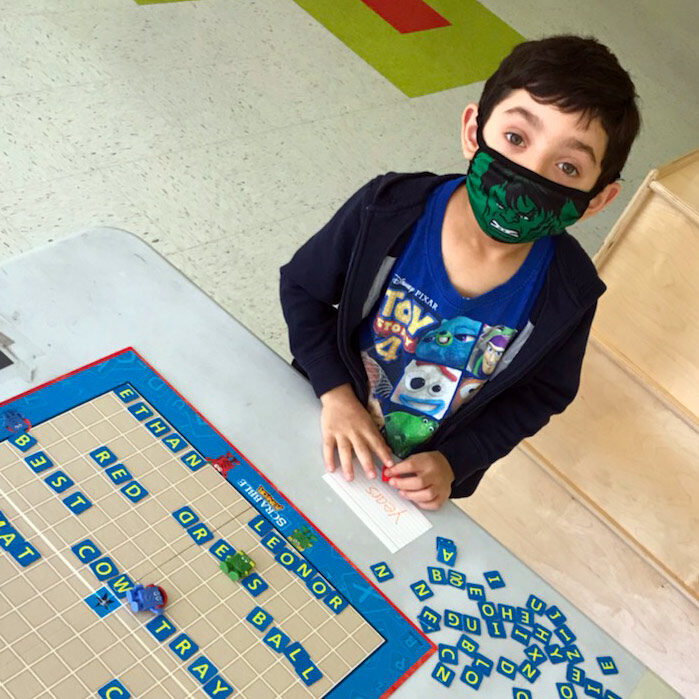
[457,150,698,697]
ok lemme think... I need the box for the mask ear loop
[589,171,622,198]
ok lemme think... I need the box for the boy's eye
[559,162,579,177]
[505,132,524,146]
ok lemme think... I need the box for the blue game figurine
[126,584,167,613]
[2,408,31,433]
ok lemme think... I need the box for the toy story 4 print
[362,277,516,458]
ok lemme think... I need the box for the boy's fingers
[386,458,417,476]
[337,439,354,481]
[417,498,442,511]
[368,433,394,467]
[399,486,436,503]
[322,438,336,472]
[354,441,376,479]
[389,475,425,491]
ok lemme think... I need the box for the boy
[280,35,640,510]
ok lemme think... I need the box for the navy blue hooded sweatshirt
[280,172,606,498]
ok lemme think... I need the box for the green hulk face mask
[465,126,595,244]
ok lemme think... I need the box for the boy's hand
[385,451,454,510]
[320,384,394,481]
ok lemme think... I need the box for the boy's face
[462,89,620,220]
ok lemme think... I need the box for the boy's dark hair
[478,35,641,194]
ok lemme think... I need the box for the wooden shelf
[459,149,699,697]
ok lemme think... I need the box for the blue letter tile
[241,573,268,597]
[108,574,135,599]
[85,586,120,618]
[128,402,153,421]
[432,662,455,687]
[24,451,53,473]
[596,656,618,675]
[260,531,286,554]
[209,539,235,562]
[71,539,101,564]
[247,514,273,536]
[145,417,171,437]
[460,666,484,690]
[203,676,233,699]
[443,609,462,630]
[188,656,218,685]
[114,384,139,403]
[89,446,117,467]
[89,556,118,581]
[370,561,394,583]
[162,433,188,453]
[63,491,92,515]
[187,522,214,545]
[172,506,199,528]
[246,606,273,632]
[484,570,506,588]
[263,626,290,653]
[497,656,518,680]
[44,470,74,493]
[98,679,131,699]
[120,480,148,503]
[180,450,206,471]
[105,464,131,485]
[8,432,37,452]
[427,566,446,585]
[169,633,198,661]
[146,615,176,642]
[323,590,348,615]
[410,580,434,601]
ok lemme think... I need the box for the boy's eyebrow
[504,106,598,165]
[562,137,598,165]
[504,106,543,129]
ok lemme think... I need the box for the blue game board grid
[0,348,435,698]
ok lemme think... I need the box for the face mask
[465,126,595,244]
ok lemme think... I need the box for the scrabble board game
[0,348,434,698]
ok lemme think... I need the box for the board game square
[110,410,142,433]
[69,430,102,454]
[243,642,276,672]
[0,443,18,468]
[12,632,50,664]
[141,442,172,467]
[29,423,61,445]
[32,652,67,685]
[56,636,92,666]
[5,670,43,697]
[337,637,364,666]
[89,420,121,443]
[81,623,120,655]
[126,428,158,450]
[0,611,29,644]
[100,644,139,676]
[265,663,296,693]
[73,403,103,427]
[222,657,257,687]
[91,393,124,418]
[302,633,331,659]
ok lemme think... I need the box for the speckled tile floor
[0,0,697,361]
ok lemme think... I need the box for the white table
[0,229,673,698]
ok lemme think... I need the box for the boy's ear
[461,103,480,160]
[580,181,622,220]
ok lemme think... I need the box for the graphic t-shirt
[359,177,553,458]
